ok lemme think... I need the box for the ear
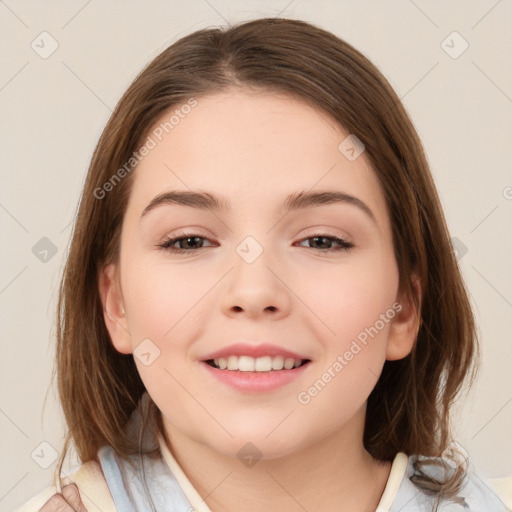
[98,263,132,354]
[386,275,422,361]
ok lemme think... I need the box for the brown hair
[52,17,479,503]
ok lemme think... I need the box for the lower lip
[201,361,311,393]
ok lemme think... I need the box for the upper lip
[201,343,310,361]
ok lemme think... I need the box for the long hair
[52,17,479,501]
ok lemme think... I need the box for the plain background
[1,1,511,510]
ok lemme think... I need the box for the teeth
[227,355,238,370]
[255,356,272,371]
[211,355,305,372]
[238,356,255,371]
[272,355,284,370]
[284,358,295,369]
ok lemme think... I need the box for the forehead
[126,89,389,228]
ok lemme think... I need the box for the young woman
[17,17,509,512]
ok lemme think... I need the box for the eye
[157,233,354,254]
[157,234,214,253]
[296,234,353,252]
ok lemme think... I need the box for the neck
[161,407,392,512]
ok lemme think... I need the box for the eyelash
[157,233,354,254]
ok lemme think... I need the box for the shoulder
[14,460,117,512]
[390,454,511,512]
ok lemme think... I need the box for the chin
[209,421,310,461]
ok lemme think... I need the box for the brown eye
[158,234,214,253]
[297,235,353,252]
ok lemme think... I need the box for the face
[100,89,418,460]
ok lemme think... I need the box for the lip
[201,342,310,361]
[200,358,311,393]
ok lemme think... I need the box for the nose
[220,244,291,320]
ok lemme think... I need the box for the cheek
[295,252,399,345]
[122,259,213,418]
[294,253,398,413]
[122,257,208,341]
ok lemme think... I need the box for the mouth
[200,343,313,392]
[204,355,312,372]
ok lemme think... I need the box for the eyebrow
[140,189,375,222]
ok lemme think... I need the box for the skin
[40,484,86,511]
[99,88,420,512]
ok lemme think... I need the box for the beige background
[1,0,511,510]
